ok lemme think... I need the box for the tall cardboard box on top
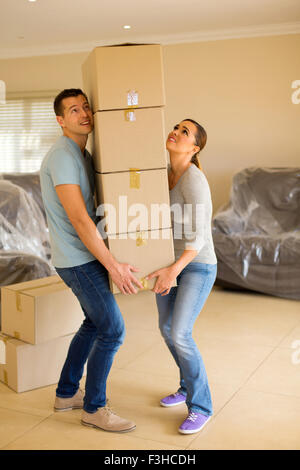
[82,44,165,112]
[82,44,176,294]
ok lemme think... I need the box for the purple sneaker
[160,392,186,407]
[178,411,211,434]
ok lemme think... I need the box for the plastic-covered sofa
[212,167,300,300]
[0,175,55,326]
[1,172,46,223]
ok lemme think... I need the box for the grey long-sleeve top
[169,164,217,264]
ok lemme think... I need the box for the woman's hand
[146,265,179,296]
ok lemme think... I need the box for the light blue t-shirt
[40,135,97,268]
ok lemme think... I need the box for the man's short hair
[54,88,89,117]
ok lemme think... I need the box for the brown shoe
[54,389,84,412]
[81,405,136,433]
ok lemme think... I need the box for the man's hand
[109,262,144,295]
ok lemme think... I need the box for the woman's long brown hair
[183,119,207,171]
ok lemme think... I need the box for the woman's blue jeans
[55,260,125,413]
[156,262,217,416]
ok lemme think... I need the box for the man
[40,88,143,433]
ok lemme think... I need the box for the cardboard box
[82,44,166,111]
[1,276,84,345]
[95,168,171,235]
[92,107,167,173]
[106,228,176,294]
[0,332,77,393]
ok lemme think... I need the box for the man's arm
[55,184,143,295]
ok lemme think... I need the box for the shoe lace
[103,403,116,416]
[187,412,198,422]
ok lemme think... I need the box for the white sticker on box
[0,340,6,365]
[127,90,138,106]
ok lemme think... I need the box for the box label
[127,90,138,106]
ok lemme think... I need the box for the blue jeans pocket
[56,267,82,297]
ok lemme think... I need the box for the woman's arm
[147,169,207,295]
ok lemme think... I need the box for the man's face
[56,94,94,137]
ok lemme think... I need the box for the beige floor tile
[112,327,160,370]
[195,337,273,387]
[116,290,158,332]
[49,371,192,448]
[244,347,300,397]
[123,340,179,378]
[124,336,273,388]
[107,368,238,415]
[2,413,185,450]
[0,407,47,449]
[0,382,56,418]
[194,288,300,347]
[279,324,300,349]
[1,287,298,450]
[51,370,237,449]
[187,389,300,450]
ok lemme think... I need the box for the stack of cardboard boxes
[82,44,175,294]
[0,276,84,392]
[0,44,175,392]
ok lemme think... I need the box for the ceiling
[1,0,300,59]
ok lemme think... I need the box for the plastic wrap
[212,167,300,300]
[0,172,46,222]
[0,180,52,261]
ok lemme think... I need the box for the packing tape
[14,331,20,340]
[0,335,9,344]
[124,109,136,122]
[129,169,140,189]
[140,278,148,290]
[136,232,147,247]
[14,279,63,312]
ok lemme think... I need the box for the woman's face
[166,120,199,156]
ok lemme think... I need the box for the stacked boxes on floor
[0,276,84,392]
[82,44,175,294]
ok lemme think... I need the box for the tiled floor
[1,286,300,450]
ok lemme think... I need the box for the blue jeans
[55,260,125,413]
[156,262,217,416]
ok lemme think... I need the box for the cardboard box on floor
[82,44,165,112]
[1,276,84,345]
[0,332,80,393]
[92,107,167,173]
[105,228,176,294]
[95,168,171,235]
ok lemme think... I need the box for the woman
[146,119,217,435]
